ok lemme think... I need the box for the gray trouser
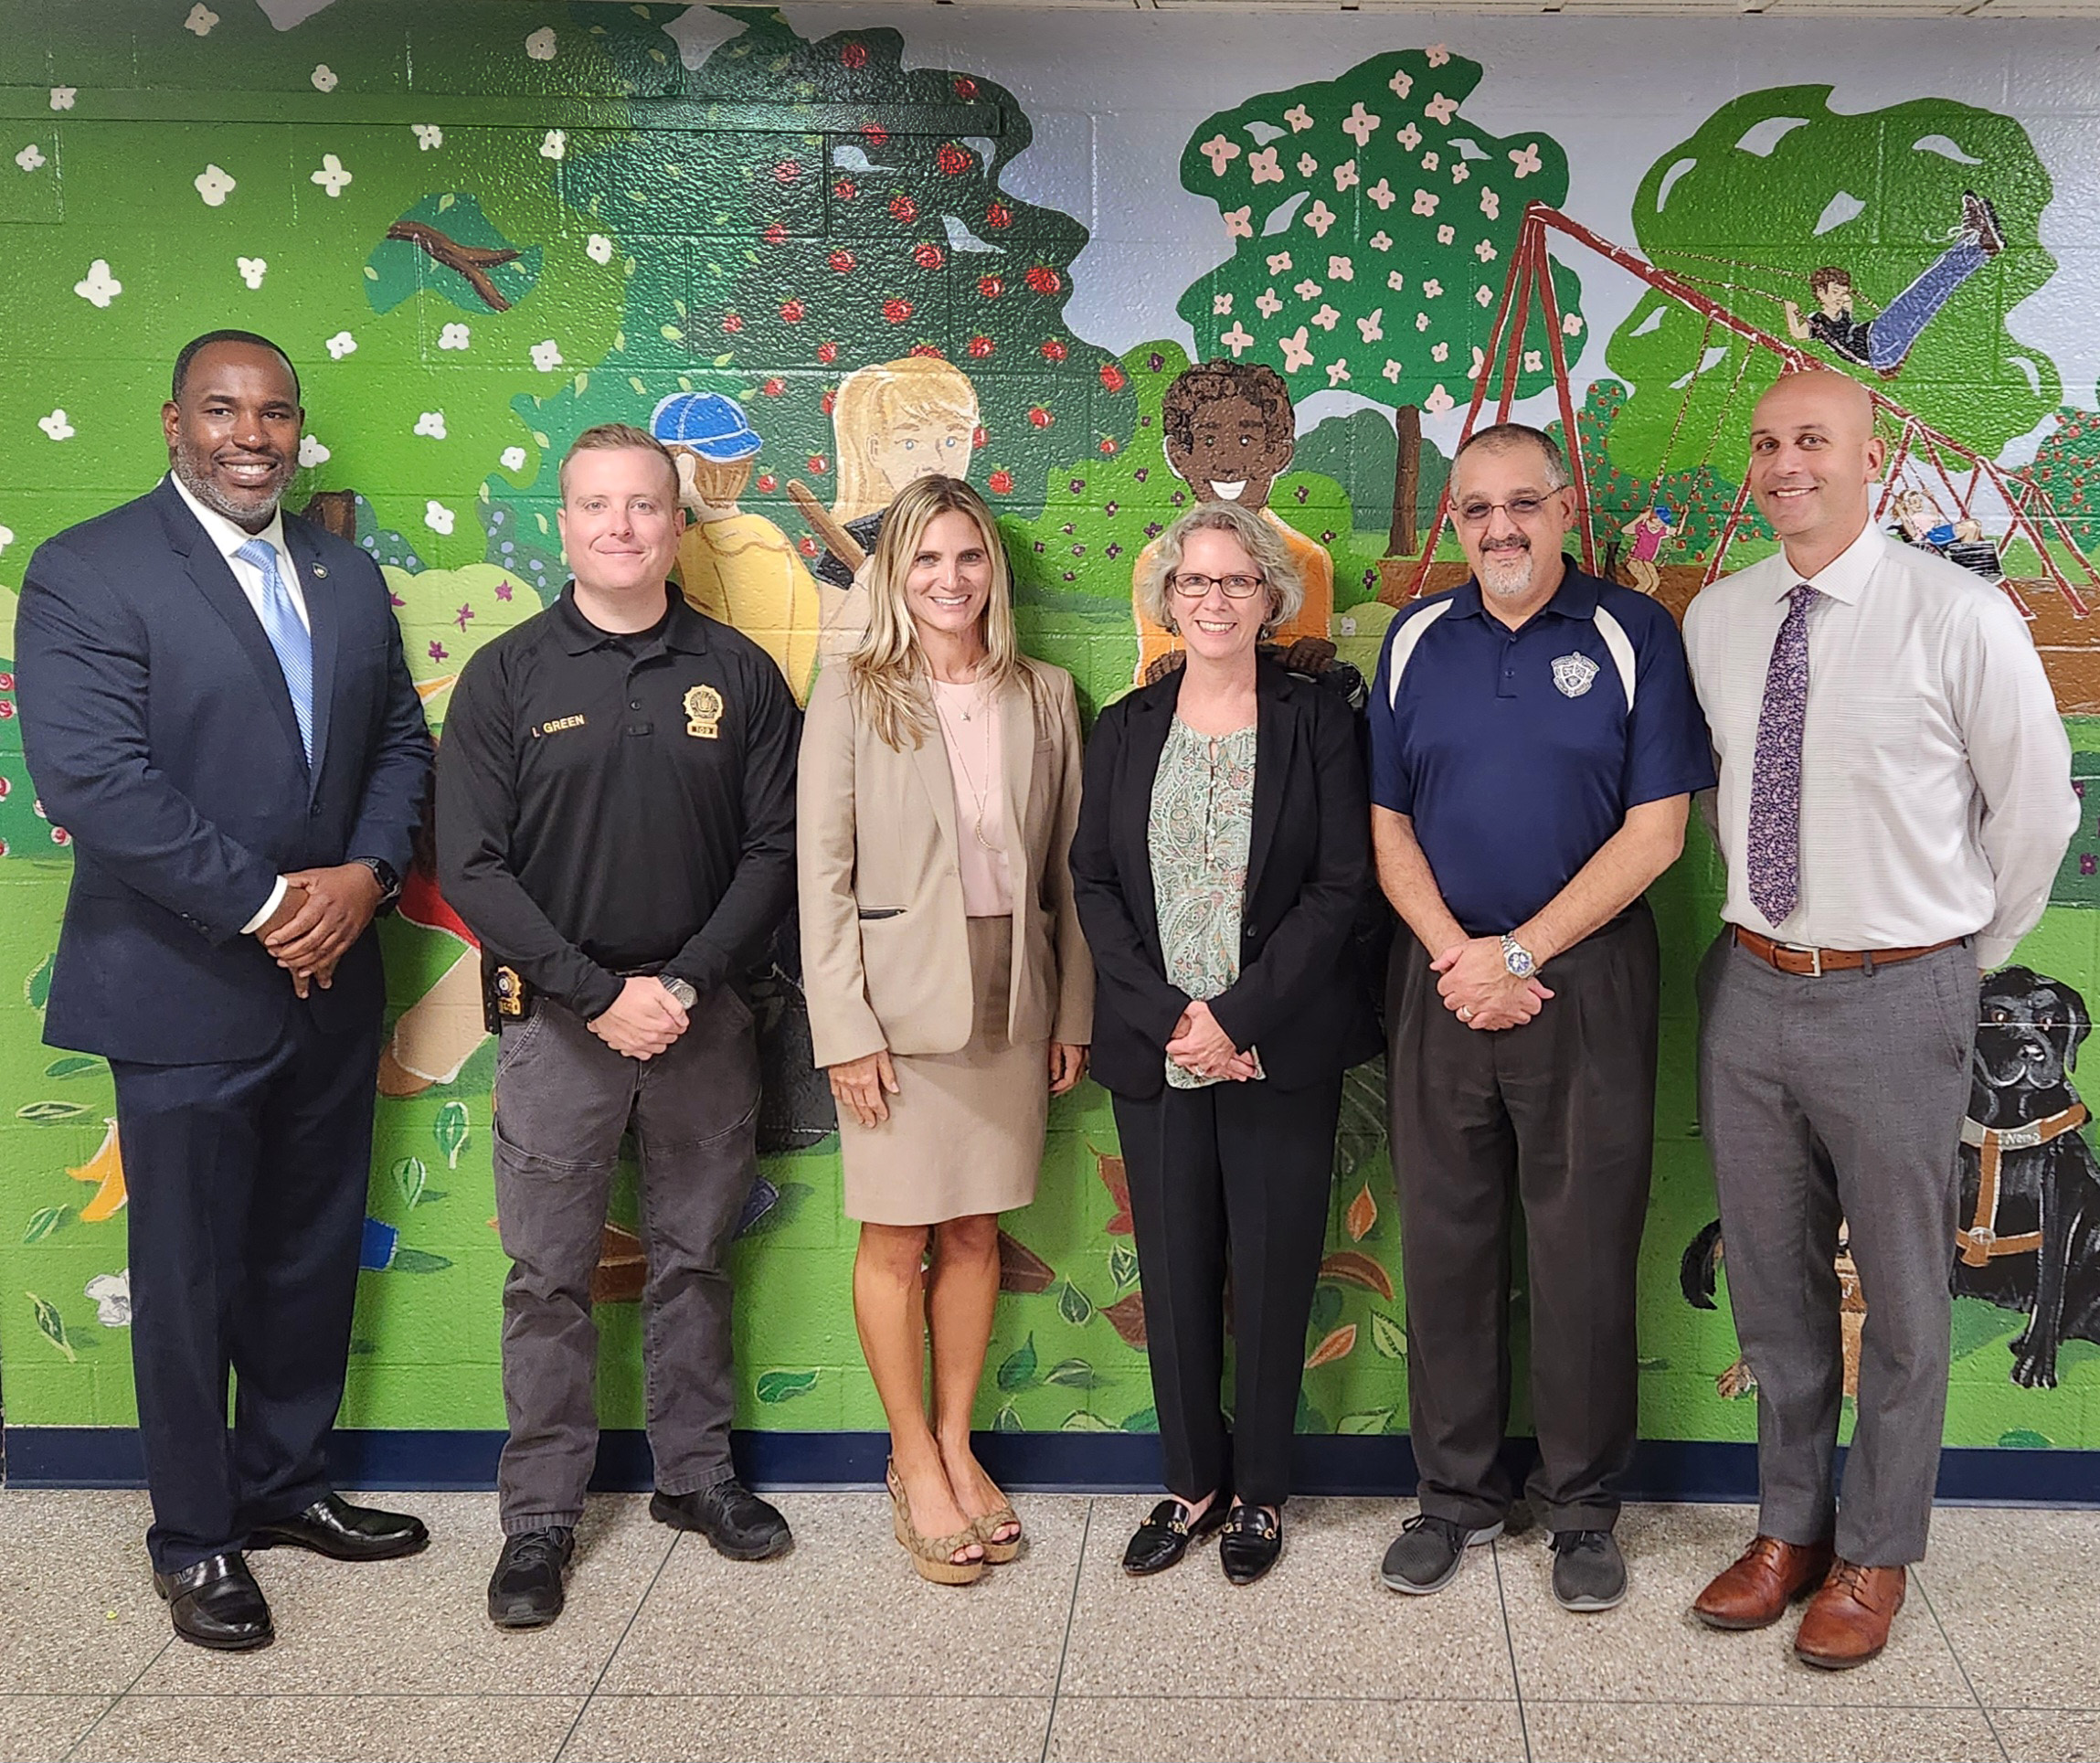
[492,991,761,1534]
[1696,932,1975,1567]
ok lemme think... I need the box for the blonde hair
[559,422,680,502]
[1135,502,1305,639]
[847,474,1035,752]
[830,357,981,522]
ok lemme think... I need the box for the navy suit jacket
[16,477,433,1064]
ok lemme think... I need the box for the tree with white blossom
[1175,47,1583,553]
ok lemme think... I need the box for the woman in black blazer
[1070,502,1377,1587]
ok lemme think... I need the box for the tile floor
[2,1489,2095,1762]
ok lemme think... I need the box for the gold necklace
[933,682,998,852]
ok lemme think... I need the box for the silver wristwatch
[658,976,699,1011]
[1501,934,1537,980]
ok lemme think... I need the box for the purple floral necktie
[1746,584,1819,927]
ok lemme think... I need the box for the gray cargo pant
[492,990,761,1535]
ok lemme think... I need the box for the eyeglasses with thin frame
[1454,493,1562,526]
[1168,571,1267,600]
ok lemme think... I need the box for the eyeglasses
[1455,494,1557,526]
[1168,572,1266,599]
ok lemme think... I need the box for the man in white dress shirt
[1681,370,2076,1668]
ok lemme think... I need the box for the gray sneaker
[1550,1528,1627,1612]
[1381,1513,1504,1595]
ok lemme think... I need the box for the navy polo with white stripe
[1367,558,1715,936]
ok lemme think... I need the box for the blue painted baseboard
[6,1427,2098,1506]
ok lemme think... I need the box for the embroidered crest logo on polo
[1552,652,1600,698]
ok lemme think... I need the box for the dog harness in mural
[1957,1102,2087,1266]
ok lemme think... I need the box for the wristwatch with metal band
[353,857,402,913]
[1501,933,1537,980]
[658,975,699,1011]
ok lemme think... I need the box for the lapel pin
[312,564,329,579]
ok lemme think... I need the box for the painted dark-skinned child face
[1166,393,1292,512]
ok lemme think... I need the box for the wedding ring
[1458,1005,1474,1022]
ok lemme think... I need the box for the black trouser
[111,1011,381,1575]
[1113,1075,1342,1509]
[1385,903,1659,1534]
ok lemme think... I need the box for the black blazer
[16,478,433,1064]
[1070,658,1380,1099]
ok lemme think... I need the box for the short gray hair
[1135,502,1306,638]
[1452,422,1571,492]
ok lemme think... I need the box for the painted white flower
[1220,322,1255,358]
[539,130,566,162]
[1254,288,1283,320]
[525,26,557,60]
[1292,278,1321,302]
[1476,239,1499,264]
[237,256,267,290]
[530,338,564,372]
[1423,279,1443,299]
[1310,303,1340,333]
[1510,143,1543,180]
[311,64,338,92]
[1267,250,1293,276]
[1198,133,1241,177]
[1416,313,1431,333]
[1425,93,1458,127]
[1426,44,1452,68]
[424,500,455,536]
[1284,104,1313,133]
[1563,312,1584,337]
[1395,123,1421,153]
[298,435,330,467]
[1475,284,1495,307]
[414,410,448,440]
[1296,152,1318,180]
[1422,152,1440,175]
[1356,308,1384,343]
[185,5,218,35]
[413,123,443,151]
[1388,271,1406,293]
[1480,189,1501,221]
[0,522,14,556]
[438,323,471,351]
[195,164,235,206]
[585,232,613,265]
[1388,69,1414,100]
[1342,102,1381,148]
[49,88,76,112]
[1383,358,1403,384]
[1370,231,1393,253]
[1328,255,1353,282]
[1222,206,1253,240]
[1425,385,1455,416]
[1278,326,1313,374]
[1212,292,1233,316]
[39,409,76,441]
[1471,345,1488,379]
[1523,350,1544,373]
[84,1270,131,1328]
[1437,224,1456,246]
[1333,159,1359,195]
[1412,189,1438,218]
[1246,147,1282,187]
[501,446,528,472]
[1366,178,1395,213]
[325,330,356,359]
[1431,340,1450,362]
[15,143,46,172]
[1451,163,1470,186]
[310,154,353,197]
[73,259,120,306]
[1303,198,1336,239]
[1326,359,1351,387]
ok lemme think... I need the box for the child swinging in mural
[1619,504,1679,597]
[652,392,823,707]
[1131,360,1334,684]
[1782,190,2003,378]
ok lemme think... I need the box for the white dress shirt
[167,473,312,934]
[1684,520,2077,969]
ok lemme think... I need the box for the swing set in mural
[1398,201,2100,709]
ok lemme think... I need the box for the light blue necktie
[235,537,313,763]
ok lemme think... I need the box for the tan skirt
[840,916,1049,1227]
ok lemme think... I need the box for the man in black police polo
[1368,425,1714,1613]
[439,423,800,1628]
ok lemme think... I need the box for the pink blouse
[932,679,1014,918]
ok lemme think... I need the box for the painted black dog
[1957,965,2100,1387]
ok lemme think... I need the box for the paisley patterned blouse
[1148,717,1261,1089]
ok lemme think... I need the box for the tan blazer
[798,657,1093,1067]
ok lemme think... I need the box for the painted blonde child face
[864,412,973,502]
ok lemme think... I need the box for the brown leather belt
[1732,926,1965,978]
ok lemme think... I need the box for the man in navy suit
[16,332,435,1651]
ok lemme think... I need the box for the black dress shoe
[249,1493,430,1562]
[650,1481,792,1561]
[1121,1496,1229,1577]
[154,1552,273,1651]
[1218,1503,1283,1586]
[488,1527,574,1630]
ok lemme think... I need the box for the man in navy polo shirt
[1370,424,1713,1614]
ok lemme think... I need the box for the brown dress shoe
[1692,1535,1836,1630]
[1794,1560,1905,1669]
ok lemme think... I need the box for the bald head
[1746,369,1885,577]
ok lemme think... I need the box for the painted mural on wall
[3,1,2099,1453]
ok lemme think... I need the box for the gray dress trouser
[492,992,761,1535]
[1696,932,1976,1567]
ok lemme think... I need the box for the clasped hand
[260,865,383,997]
[1165,999,1256,1082]
[588,975,691,1060]
[1432,936,1554,1032]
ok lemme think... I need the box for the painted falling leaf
[27,1290,76,1362]
[997,1228,1055,1294]
[23,1205,70,1245]
[1320,1249,1395,1302]
[68,1119,126,1222]
[756,1369,818,1403]
[1095,1151,1134,1234]
[1102,1290,1148,1348]
[1305,1322,1358,1369]
[434,1101,470,1170]
[1345,1183,1377,1242]
[1369,1310,1409,1360]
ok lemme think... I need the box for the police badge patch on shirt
[1552,653,1600,699]
[684,683,723,738]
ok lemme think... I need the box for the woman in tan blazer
[798,473,1092,1584]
